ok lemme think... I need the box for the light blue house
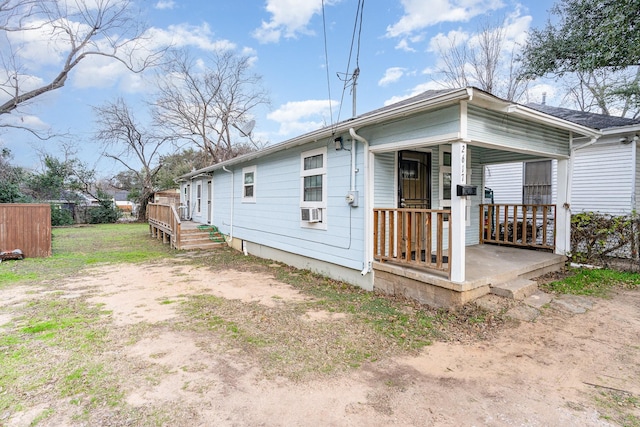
[166,87,599,307]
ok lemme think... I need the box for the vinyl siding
[211,139,366,271]
[366,105,460,148]
[374,152,396,207]
[572,141,634,214]
[484,163,523,203]
[468,105,571,157]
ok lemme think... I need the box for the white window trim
[242,165,257,203]
[300,147,327,230]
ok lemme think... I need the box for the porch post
[450,141,466,283]
[556,158,571,255]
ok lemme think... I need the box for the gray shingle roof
[526,103,640,130]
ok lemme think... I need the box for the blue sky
[1,0,559,176]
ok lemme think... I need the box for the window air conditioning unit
[301,207,321,223]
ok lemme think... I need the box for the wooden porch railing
[373,208,451,277]
[147,203,182,249]
[480,204,555,251]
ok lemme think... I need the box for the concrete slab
[551,295,594,314]
[523,291,553,309]
[491,278,538,300]
[505,305,540,322]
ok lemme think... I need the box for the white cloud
[253,0,339,44]
[428,29,469,52]
[155,0,176,9]
[146,23,236,52]
[386,0,504,38]
[395,39,416,52]
[267,99,339,136]
[1,112,49,130]
[378,67,406,87]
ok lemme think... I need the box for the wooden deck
[147,203,225,250]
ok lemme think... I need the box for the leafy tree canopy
[520,0,640,78]
[0,149,29,203]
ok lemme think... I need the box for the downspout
[349,128,370,276]
[222,166,234,240]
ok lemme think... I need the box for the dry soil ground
[2,257,639,427]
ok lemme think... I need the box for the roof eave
[506,104,601,138]
[179,88,473,179]
[601,123,640,135]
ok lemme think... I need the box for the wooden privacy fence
[480,203,556,251]
[373,208,451,277]
[0,204,51,258]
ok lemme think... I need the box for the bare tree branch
[0,0,165,117]
[434,18,528,102]
[93,98,168,220]
[153,49,270,164]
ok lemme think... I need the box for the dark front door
[398,151,431,209]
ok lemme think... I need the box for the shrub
[51,205,74,226]
[88,193,121,224]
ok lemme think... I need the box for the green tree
[0,148,29,203]
[520,0,640,77]
[155,149,210,191]
[26,155,92,202]
[521,0,640,116]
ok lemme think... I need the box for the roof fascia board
[601,124,640,135]
[505,104,601,138]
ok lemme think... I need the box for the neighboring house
[485,104,640,215]
[172,87,599,307]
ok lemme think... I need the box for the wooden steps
[179,227,226,250]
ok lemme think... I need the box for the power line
[321,0,334,133]
[335,0,365,124]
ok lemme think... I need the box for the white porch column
[450,141,466,283]
[556,158,571,255]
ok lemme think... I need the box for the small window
[300,147,327,229]
[242,166,256,203]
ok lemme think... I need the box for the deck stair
[180,226,226,250]
[490,278,538,300]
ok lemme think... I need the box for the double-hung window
[300,147,327,229]
[242,166,256,203]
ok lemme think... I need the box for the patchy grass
[594,389,640,427]
[0,223,172,288]
[175,257,505,380]
[539,268,640,298]
[0,296,118,419]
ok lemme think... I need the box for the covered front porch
[371,203,563,307]
[373,243,565,307]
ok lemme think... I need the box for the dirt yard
[2,256,639,427]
